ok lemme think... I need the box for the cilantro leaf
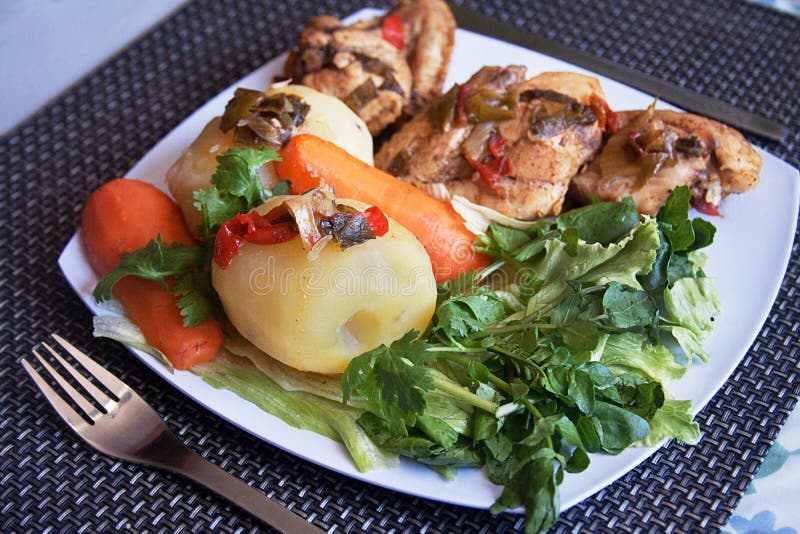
[435,291,506,340]
[93,236,204,301]
[92,236,217,327]
[212,147,280,205]
[173,271,217,327]
[436,270,482,301]
[192,186,244,242]
[192,146,286,241]
[342,331,436,435]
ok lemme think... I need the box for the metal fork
[21,334,323,534]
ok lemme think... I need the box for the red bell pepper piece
[589,94,619,133]
[692,200,723,217]
[214,211,298,268]
[381,13,404,49]
[467,154,514,196]
[364,206,389,236]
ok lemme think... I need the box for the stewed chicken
[285,0,455,135]
[569,106,762,215]
[375,66,614,219]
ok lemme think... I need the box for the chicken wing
[569,107,761,215]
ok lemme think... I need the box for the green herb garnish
[193,146,287,243]
[92,235,214,327]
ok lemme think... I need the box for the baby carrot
[274,134,490,282]
[81,178,223,369]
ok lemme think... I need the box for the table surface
[0,0,187,135]
[1,1,799,532]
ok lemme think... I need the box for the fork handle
[167,443,323,533]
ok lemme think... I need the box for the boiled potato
[212,197,436,375]
[267,85,373,163]
[167,117,236,237]
[167,84,373,238]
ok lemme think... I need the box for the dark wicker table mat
[1,0,798,531]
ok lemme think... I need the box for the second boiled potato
[167,84,373,239]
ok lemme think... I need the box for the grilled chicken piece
[285,0,455,135]
[391,0,456,112]
[569,107,762,215]
[375,67,608,219]
[285,15,412,136]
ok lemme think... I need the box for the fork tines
[21,334,126,429]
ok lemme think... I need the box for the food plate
[58,8,800,513]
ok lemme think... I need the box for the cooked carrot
[81,178,223,369]
[274,134,490,282]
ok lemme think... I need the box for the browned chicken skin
[375,67,608,219]
[569,107,762,215]
[392,0,456,112]
[285,0,455,135]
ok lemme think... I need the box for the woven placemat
[1,0,798,531]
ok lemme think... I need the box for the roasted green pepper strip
[465,89,518,123]
[220,88,265,132]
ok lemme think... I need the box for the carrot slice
[274,134,490,282]
[81,178,223,369]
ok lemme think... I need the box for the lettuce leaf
[525,218,659,311]
[663,277,721,337]
[634,399,700,447]
[579,218,660,287]
[92,315,174,372]
[664,325,712,363]
[599,332,686,383]
[193,352,397,472]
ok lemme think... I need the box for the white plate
[58,8,800,513]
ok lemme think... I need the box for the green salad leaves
[340,186,717,533]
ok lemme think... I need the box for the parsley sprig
[193,147,288,243]
[92,236,214,327]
